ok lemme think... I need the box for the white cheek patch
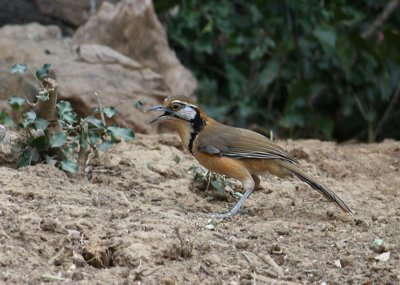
[176,106,197,121]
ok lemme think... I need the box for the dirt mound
[0,134,399,284]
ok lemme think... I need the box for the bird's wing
[196,121,298,164]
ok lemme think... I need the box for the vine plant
[8,63,134,174]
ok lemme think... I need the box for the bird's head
[146,95,202,124]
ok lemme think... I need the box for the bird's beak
[146,105,171,123]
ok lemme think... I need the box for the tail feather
[282,162,353,214]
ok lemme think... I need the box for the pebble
[340,255,355,267]
[67,230,81,241]
[71,271,84,281]
[162,277,176,285]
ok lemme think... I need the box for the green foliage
[10,64,27,74]
[35,64,52,79]
[0,111,15,127]
[189,165,235,196]
[160,0,400,141]
[8,96,26,111]
[8,64,135,173]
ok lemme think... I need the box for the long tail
[281,161,353,214]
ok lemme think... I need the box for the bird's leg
[252,174,261,190]
[211,178,255,218]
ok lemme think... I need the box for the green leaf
[107,126,135,142]
[103,106,117,118]
[86,116,105,128]
[17,147,39,168]
[202,20,213,34]
[22,110,37,128]
[50,132,67,148]
[30,135,47,150]
[8,96,26,110]
[313,27,336,50]
[88,129,101,145]
[10,64,27,74]
[211,180,225,194]
[97,141,113,151]
[45,155,57,166]
[36,91,49,102]
[35,118,49,130]
[135,101,144,110]
[0,111,15,127]
[173,155,181,164]
[62,112,77,124]
[57,101,73,115]
[70,142,79,149]
[35,63,52,79]
[60,160,79,173]
[254,59,280,92]
[57,101,77,124]
[373,238,384,247]
[80,128,88,150]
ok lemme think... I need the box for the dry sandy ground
[0,134,399,284]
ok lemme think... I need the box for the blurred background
[1,0,399,142]
[156,0,400,142]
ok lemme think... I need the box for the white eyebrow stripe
[171,100,197,108]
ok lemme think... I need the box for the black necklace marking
[188,111,205,155]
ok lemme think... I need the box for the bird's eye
[171,104,180,111]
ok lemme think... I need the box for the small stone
[73,252,86,267]
[340,256,355,267]
[67,230,81,241]
[375,251,390,262]
[233,238,250,249]
[40,218,65,233]
[71,271,84,281]
[162,277,176,285]
[354,218,368,227]
[334,259,341,268]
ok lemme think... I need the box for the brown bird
[147,96,352,218]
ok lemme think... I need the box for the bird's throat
[188,111,205,155]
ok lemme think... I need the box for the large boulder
[35,0,121,28]
[0,23,169,133]
[73,0,197,98]
[0,0,121,34]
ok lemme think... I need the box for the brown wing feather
[196,120,297,164]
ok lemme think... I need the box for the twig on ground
[241,251,254,269]
[258,253,284,278]
[200,264,214,276]
[94,92,106,126]
[213,231,229,241]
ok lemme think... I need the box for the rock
[36,0,120,28]
[67,229,82,241]
[0,23,169,133]
[0,1,65,30]
[0,127,21,166]
[340,255,355,267]
[73,0,197,98]
[40,218,64,233]
[71,271,85,281]
[0,22,61,40]
[162,277,176,285]
[233,237,250,249]
[112,243,152,268]
[72,251,87,267]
